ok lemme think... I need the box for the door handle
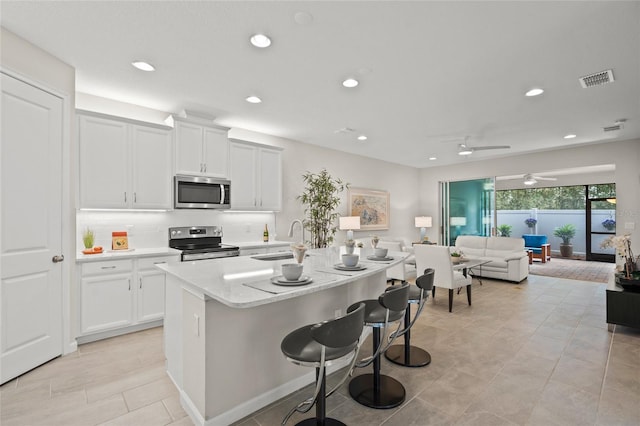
[52,255,65,263]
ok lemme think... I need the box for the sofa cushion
[486,237,525,252]
[523,234,548,248]
[479,257,508,269]
[455,236,486,257]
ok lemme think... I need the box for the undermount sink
[251,252,294,261]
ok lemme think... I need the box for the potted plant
[450,248,464,264]
[298,169,348,248]
[553,224,576,257]
[497,224,512,237]
[82,228,95,249]
[524,217,537,230]
[602,218,616,231]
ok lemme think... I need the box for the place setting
[365,247,395,263]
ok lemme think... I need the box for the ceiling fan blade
[533,176,557,181]
[470,145,511,151]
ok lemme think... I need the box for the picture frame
[348,187,390,230]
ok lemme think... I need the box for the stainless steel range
[169,226,240,261]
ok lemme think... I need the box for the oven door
[174,175,231,209]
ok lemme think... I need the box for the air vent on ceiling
[603,124,622,132]
[579,69,614,88]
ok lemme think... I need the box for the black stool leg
[349,327,405,409]
[296,367,346,426]
[384,305,431,367]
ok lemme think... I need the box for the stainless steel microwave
[174,175,231,209]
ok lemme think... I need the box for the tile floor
[2,274,639,426]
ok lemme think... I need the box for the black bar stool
[347,282,410,409]
[385,268,435,367]
[280,303,366,426]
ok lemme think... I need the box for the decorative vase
[371,236,379,248]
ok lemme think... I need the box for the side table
[606,276,640,331]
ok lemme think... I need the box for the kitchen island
[156,246,408,426]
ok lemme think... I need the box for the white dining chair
[414,244,472,312]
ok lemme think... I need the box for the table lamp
[414,216,432,241]
[339,216,361,240]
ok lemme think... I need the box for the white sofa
[454,236,529,283]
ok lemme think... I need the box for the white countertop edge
[76,247,181,263]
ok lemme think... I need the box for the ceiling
[2,1,639,168]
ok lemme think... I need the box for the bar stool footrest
[384,344,431,367]
[295,418,346,426]
[348,373,406,409]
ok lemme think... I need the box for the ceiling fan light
[523,175,537,185]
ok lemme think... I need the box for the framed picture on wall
[348,187,390,230]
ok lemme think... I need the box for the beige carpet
[528,257,616,283]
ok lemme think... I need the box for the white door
[137,270,165,322]
[1,73,63,384]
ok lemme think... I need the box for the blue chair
[522,234,551,263]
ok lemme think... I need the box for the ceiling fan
[457,143,511,156]
[522,173,557,185]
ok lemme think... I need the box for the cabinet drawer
[82,259,133,276]
[137,256,176,271]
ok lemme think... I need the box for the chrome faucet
[288,219,305,244]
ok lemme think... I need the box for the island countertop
[156,246,407,308]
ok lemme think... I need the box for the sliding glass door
[441,178,495,246]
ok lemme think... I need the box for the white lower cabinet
[79,255,176,340]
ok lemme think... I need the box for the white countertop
[157,247,407,308]
[230,240,292,249]
[76,247,181,263]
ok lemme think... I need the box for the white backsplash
[76,210,280,249]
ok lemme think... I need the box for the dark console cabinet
[606,280,640,330]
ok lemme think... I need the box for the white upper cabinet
[174,120,228,177]
[78,111,172,210]
[229,141,282,211]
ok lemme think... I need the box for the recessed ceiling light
[357,135,367,141]
[564,134,577,139]
[250,34,271,48]
[458,149,473,156]
[429,157,437,161]
[342,78,359,88]
[525,88,544,97]
[131,61,155,72]
[246,96,262,104]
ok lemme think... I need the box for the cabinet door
[131,125,172,209]
[229,143,257,209]
[175,121,204,175]
[202,127,228,177]
[79,115,129,208]
[258,149,282,211]
[137,270,165,322]
[81,274,133,334]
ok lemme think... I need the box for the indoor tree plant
[553,223,576,257]
[298,169,348,248]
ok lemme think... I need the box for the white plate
[270,275,313,286]
[366,255,394,261]
[334,263,367,271]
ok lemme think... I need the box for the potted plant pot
[559,243,573,258]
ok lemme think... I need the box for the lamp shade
[450,217,467,226]
[414,216,432,228]
[339,216,361,230]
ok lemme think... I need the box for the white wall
[419,139,640,256]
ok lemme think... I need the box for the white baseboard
[75,320,163,344]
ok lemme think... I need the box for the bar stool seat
[280,303,366,426]
[347,282,410,410]
[385,268,435,367]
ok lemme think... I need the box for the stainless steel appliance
[174,175,231,209]
[169,226,240,261]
